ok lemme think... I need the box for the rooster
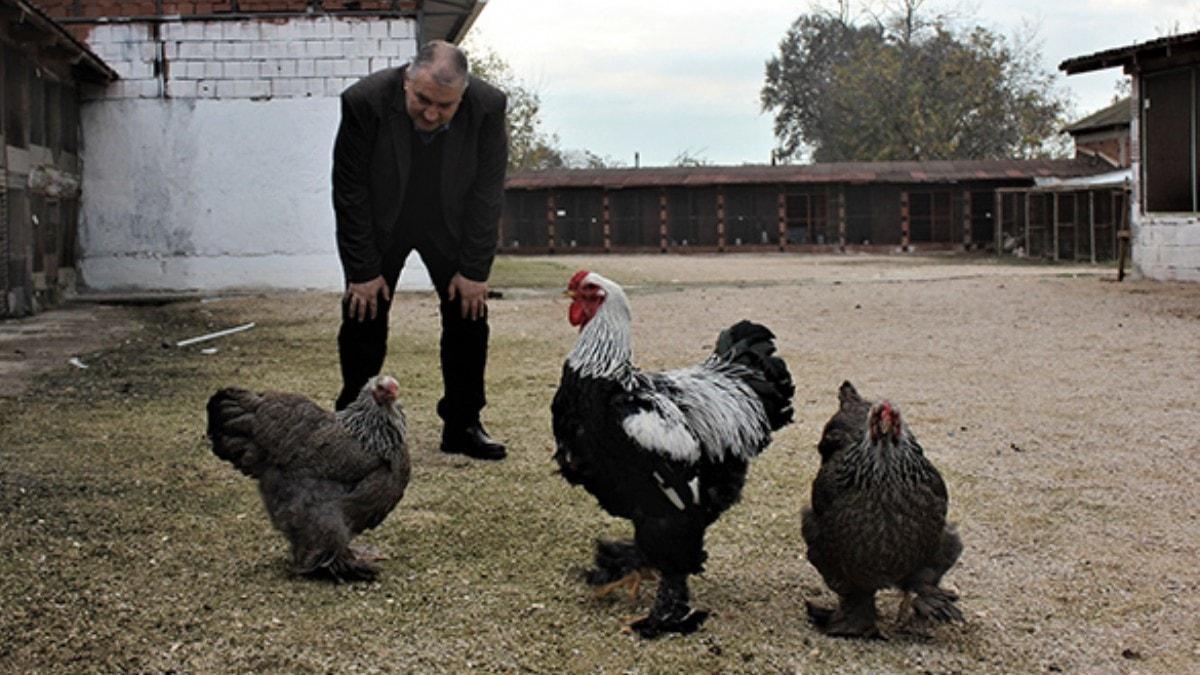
[206,375,409,582]
[802,381,962,638]
[552,270,794,638]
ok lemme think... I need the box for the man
[332,40,508,461]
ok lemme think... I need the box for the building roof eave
[1,0,118,82]
[1060,29,1200,75]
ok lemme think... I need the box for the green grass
[488,257,575,289]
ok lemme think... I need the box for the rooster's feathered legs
[628,573,709,638]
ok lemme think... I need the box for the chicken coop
[501,159,1114,255]
[994,170,1131,262]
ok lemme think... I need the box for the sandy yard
[1,253,1197,672]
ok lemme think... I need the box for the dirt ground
[1,253,1198,673]
[0,303,144,398]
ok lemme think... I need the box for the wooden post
[1024,192,1031,256]
[602,191,612,252]
[1111,191,1118,260]
[900,190,910,251]
[837,187,847,251]
[962,190,972,249]
[1088,191,1096,264]
[716,187,726,251]
[994,191,1003,255]
[1052,192,1060,261]
[1117,192,1131,281]
[659,190,669,252]
[547,193,556,253]
[777,191,787,250]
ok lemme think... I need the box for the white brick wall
[82,16,417,101]
[1134,215,1200,282]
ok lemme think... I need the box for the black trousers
[336,240,489,429]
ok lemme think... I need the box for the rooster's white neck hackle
[567,273,633,380]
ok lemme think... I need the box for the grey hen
[206,375,409,582]
[801,381,962,638]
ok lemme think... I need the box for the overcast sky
[468,0,1200,167]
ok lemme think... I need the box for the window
[785,192,827,244]
[908,191,953,243]
[1142,66,1199,212]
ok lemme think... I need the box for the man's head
[404,40,469,132]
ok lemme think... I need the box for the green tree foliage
[761,2,1069,162]
[464,39,565,171]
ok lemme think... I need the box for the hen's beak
[564,289,576,299]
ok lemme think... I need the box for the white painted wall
[76,16,432,292]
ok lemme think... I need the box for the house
[501,158,1112,255]
[1,0,116,317]
[28,0,486,296]
[1063,96,1132,168]
[1062,30,1200,281]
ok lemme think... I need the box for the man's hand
[447,273,488,320]
[345,275,391,322]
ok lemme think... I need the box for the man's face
[404,69,464,132]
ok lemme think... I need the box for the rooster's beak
[564,290,576,299]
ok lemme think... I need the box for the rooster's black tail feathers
[715,320,795,431]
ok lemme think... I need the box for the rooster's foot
[591,569,656,602]
[624,607,709,639]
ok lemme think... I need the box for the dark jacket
[332,66,508,283]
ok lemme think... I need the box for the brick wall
[78,16,416,100]
[35,0,410,19]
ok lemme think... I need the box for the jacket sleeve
[332,93,383,284]
[457,93,509,282]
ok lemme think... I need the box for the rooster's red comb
[568,270,591,290]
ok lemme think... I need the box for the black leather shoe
[441,424,507,461]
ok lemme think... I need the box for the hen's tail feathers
[715,320,795,431]
[206,388,266,477]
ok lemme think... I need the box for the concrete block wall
[79,16,417,101]
[1133,215,1200,282]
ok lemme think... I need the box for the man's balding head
[403,41,470,131]
[407,40,470,92]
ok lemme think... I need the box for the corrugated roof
[506,158,1111,190]
[1060,29,1200,75]
[1064,97,1132,134]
